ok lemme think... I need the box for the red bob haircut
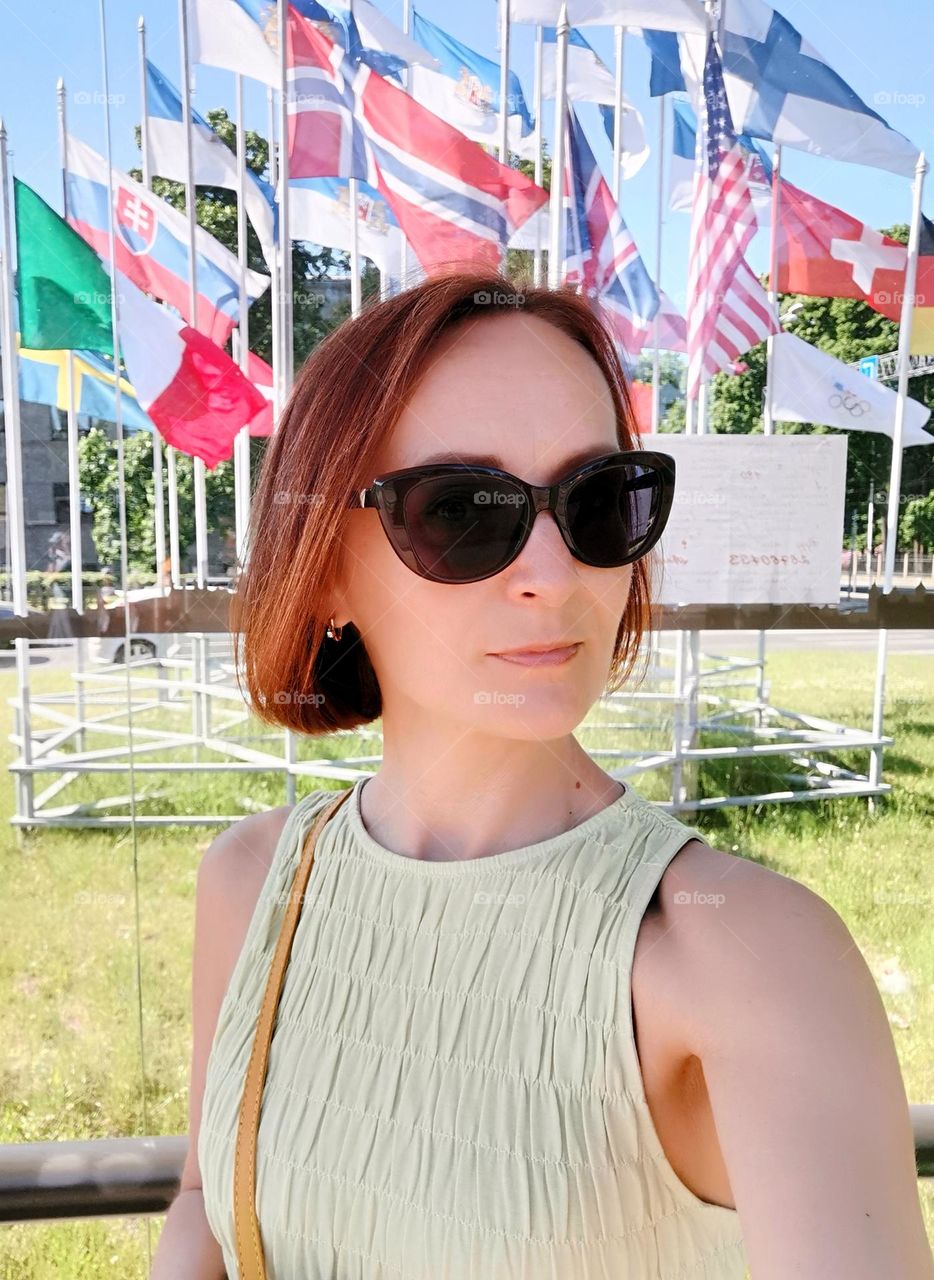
[230,269,655,736]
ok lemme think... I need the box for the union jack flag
[562,107,659,368]
[286,9,547,273]
[686,35,778,398]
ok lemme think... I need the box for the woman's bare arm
[149,806,292,1279]
[671,854,934,1279]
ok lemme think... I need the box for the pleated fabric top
[198,778,749,1280]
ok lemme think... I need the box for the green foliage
[900,491,934,549]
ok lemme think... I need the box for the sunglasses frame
[345,449,676,585]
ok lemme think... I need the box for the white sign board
[641,434,848,605]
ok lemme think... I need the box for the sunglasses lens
[403,473,528,583]
[565,462,664,567]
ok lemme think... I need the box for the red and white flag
[777,179,907,320]
[246,352,275,437]
[286,9,547,274]
[115,268,267,468]
[686,35,778,399]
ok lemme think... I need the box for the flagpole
[278,0,294,394]
[532,24,544,287]
[266,85,282,427]
[547,4,569,290]
[349,178,362,315]
[498,0,511,165]
[651,95,666,432]
[56,80,85,619]
[399,0,411,290]
[612,26,625,202]
[761,143,782,435]
[137,17,171,592]
[870,149,929,795]
[234,71,252,573]
[178,0,209,595]
[0,123,35,824]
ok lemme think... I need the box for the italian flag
[14,179,267,468]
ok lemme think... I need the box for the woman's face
[332,311,634,742]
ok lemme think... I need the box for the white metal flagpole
[266,85,282,428]
[546,4,568,290]
[178,0,209,592]
[532,23,544,287]
[870,150,928,794]
[278,0,294,394]
[234,71,252,571]
[497,0,511,274]
[612,26,625,203]
[650,95,666,432]
[137,17,171,591]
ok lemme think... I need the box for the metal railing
[1,1114,933,1223]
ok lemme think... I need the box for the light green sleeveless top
[198,778,749,1279]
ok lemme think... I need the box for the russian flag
[287,11,548,274]
[65,133,269,347]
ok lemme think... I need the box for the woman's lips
[490,643,581,667]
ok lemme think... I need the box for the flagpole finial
[138,15,145,33]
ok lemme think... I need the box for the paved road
[660,629,932,655]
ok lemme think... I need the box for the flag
[65,134,269,346]
[145,59,277,270]
[642,29,686,96]
[510,0,706,32]
[12,179,267,466]
[14,177,114,352]
[18,344,155,433]
[776,179,906,319]
[770,332,933,447]
[669,98,771,214]
[650,290,688,353]
[244,351,274,436]
[686,36,778,398]
[188,0,280,87]
[912,217,934,355]
[407,12,537,163]
[287,10,548,274]
[289,176,404,284]
[720,0,919,177]
[541,27,649,180]
[342,0,440,71]
[562,108,659,365]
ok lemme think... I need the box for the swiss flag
[776,180,908,321]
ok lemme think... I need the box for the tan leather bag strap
[233,787,354,1280]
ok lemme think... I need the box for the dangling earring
[326,617,344,642]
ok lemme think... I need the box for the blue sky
[1,0,932,312]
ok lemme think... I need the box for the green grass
[0,647,931,1275]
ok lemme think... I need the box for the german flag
[909,215,934,355]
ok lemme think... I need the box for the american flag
[686,35,778,399]
[562,107,659,368]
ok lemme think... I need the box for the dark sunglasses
[345,449,676,585]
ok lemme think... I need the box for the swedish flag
[17,343,154,433]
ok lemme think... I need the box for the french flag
[286,10,547,273]
[115,265,268,468]
[65,133,269,347]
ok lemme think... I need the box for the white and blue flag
[541,27,649,179]
[408,12,537,162]
[145,60,277,269]
[288,176,404,286]
[720,0,919,176]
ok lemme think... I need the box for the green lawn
[0,645,931,1276]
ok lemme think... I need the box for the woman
[151,271,932,1279]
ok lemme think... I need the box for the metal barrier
[2,1113,934,1223]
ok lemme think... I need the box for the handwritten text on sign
[640,434,847,605]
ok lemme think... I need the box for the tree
[900,492,934,551]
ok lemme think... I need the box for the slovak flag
[286,8,547,273]
[65,133,269,347]
[562,107,659,367]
